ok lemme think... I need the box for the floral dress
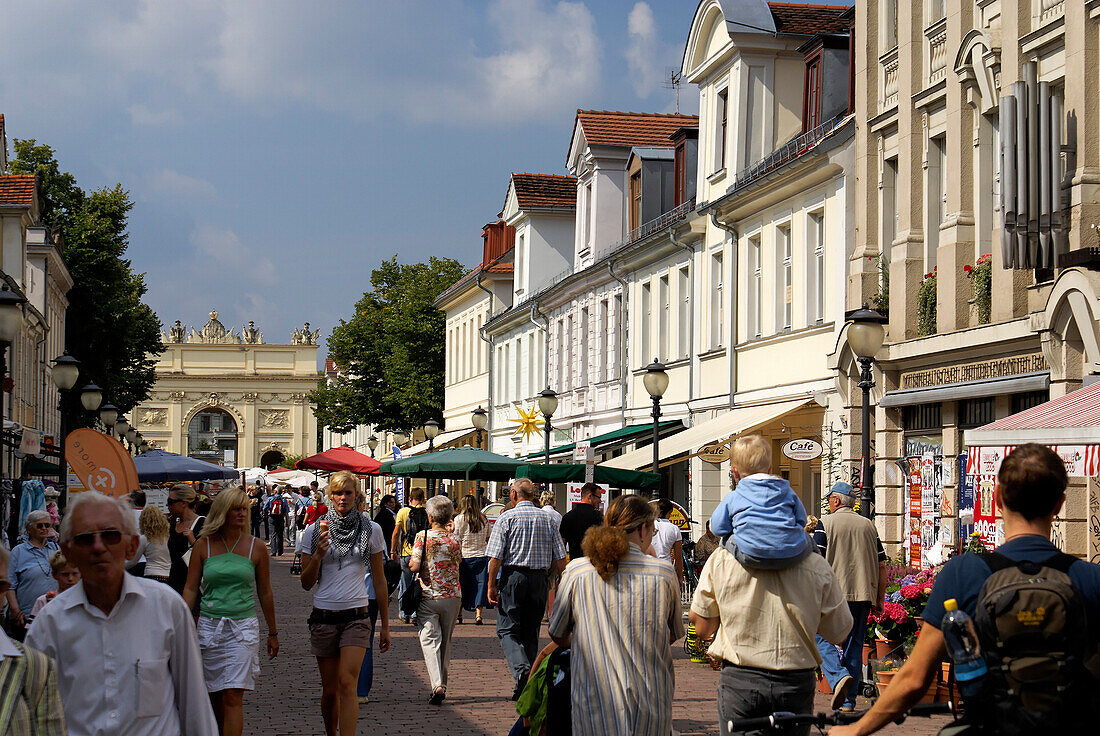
[411,529,461,599]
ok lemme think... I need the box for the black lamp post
[51,352,80,508]
[471,406,487,503]
[0,287,27,483]
[423,419,440,497]
[846,305,888,518]
[643,359,670,495]
[538,388,558,465]
[367,435,379,512]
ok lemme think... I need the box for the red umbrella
[296,445,381,475]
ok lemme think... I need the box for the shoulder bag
[399,530,427,618]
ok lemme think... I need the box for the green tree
[10,140,163,425]
[312,256,466,433]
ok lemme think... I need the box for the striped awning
[965,381,1100,446]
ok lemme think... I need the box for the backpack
[970,551,1095,734]
[403,506,429,549]
[270,497,284,516]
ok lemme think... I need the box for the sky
[0,0,703,352]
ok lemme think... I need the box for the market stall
[296,445,381,475]
[132,449,240,483]
[513,463,661,492]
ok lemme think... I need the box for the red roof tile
[511,173,576,210]
[574,110,699,148]
[0,175,35,207]
[767,3,851,35]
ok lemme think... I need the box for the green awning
[379,446,524,482]
[514,463,661,491]
[524,420,685,460]
[23,457,63,476]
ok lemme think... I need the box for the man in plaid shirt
[487,478,567,700]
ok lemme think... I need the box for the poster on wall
[957,454,975,551]
[920,453,937,567]
[908,458,922,567]
[566,483,607,513]
[969,448,1002,550]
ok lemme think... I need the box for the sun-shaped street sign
[508,402,543,443]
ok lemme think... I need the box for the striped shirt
[485,501,566,570]
[548,546,684,736]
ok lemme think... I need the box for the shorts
[309,616,373,658]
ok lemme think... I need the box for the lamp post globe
[471,406,488,432]
[423,419,441,441]
[80,384,103,412]
[367,435,379,455]
[538,387,558,465]
[51,353,80,391]
[848,306,887,359]
[0,287,26,344]
[114,418,130,436]
[846,304,888,518]
[392,429,408,446]
[99,403,119,429]
[125,427,138,445]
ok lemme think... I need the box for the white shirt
[297,515,385,610]
[650,518,682,565]
[26,573,217,736]
[0,627,20,658]
[541,504,563,531]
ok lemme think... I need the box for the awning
[402,428,477,457]
[515,463,661,491]
[296,445,381,475]
[879,372,1049,408]
[23,457,62,476]
[966,382,1100,446]
[524,420,685,460]
[601,399,811,470]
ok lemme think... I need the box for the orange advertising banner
[65,429,140,498]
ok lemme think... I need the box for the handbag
[399,531,427,618]
[383,557,402,594]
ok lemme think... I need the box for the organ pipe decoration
[999,61,1066,269]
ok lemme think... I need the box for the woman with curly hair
[548,494,684,736]
[136,505,172,583]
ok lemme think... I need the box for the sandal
[428,688,445,705]
[475,616,483,625]
[457,615,463,624]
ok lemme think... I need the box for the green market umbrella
[379,446,525,482]
[514,463,661,491]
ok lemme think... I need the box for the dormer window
[629,171,642,231]
[715,88,729,172]
[803,48,823,132]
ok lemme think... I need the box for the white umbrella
[266,469,327,489]
[243,467,269,483]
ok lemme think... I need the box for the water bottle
[941,598,987,696]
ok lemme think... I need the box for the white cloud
[146,169,217,200]
[625,3,661,98]
[128,105,180,126]
[189,225,278,287]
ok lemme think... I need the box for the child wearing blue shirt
[709,434,813,569]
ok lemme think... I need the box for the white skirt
[197,615,261,692]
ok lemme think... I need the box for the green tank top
[199,537,257,619]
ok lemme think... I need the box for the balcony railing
[881,47,899,110]
[926,19,948,85]
[731,113,849,193]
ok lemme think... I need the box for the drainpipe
[709,213,739,409]
[607,261,630,426]
[475,272,496,444]
[668,226,695,408]
[528,303,549,393]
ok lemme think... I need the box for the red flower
[900,584,924,600]
[882,601,909,624]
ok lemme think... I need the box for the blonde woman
[167,484,205,593]
[183,488,278,736]
[549,494,684,736]
[453,494,491,624]
[299,471,390,736]
[134,505,172,583]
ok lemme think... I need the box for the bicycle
[727,701,955,734]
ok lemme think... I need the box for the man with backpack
[265,489,288,556]
[390,488,428,624]
[829,443,1100,736]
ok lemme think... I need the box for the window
[807,212,825,323]
[776,224,792,330]
[709,252,724,348]
[503,342,511,401]
[803,54,822,132]
[749,235,762,338]
[599,299,610,382]
[629,172,642,231]
[903,403,942,433]
[882,0,898,50]
[929,0,945,24]
[881,157,898,266]
[677,266,690,358]
[715,88,728,172]
[674,141,686,205]
[555,320,564,390]
[583,182,593,251]
[640,281,652,364]
[1012,391,1049,413]
[612,294,623,380]
[564,315,573,390]
[200,415,210,432]
[926,135,945,270]
[476,314,484,374]
[515,233,525,294]
[959,398,995,429]
[580,307,589,387]
[658,275,670,361]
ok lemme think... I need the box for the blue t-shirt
[923,535,1100,629]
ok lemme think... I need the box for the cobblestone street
[244,554,951,735]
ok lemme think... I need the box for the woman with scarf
[299,471,390,736]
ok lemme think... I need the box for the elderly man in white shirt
[26,491,217,736]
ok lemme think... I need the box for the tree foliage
[10,140,163,425]
[311,256,466,433]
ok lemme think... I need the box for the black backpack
[970,551,1095,734]
[403,506,429,549]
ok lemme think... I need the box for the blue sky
[0,0,702,350]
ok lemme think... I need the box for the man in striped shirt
[486,479,567,700]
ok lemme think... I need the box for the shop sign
[697,442,729,464]
[573,440,594,464]
[566,483,607,513]
[654,499,692,531]
[18,429,40,456]
[967,444,1100,478]
[899,353,1046,389]
[782,439,823,461]
[482,502,506,525]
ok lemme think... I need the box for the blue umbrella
[133,449,240,482]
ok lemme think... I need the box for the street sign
[573,440,594,464]
[782,438,823,461]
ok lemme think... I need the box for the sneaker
[428,689,445,706]
[357,696,369,705]
[831,675,853,711]
[511,673,529,701]
[838,704,856,713]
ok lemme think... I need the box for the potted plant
[869,602,909,658]
[964,254,992,325]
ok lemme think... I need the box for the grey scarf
[314,508,372,568]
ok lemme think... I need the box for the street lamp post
[99,403,118,434]
[538,388,558,466]
[114,417,130,438]
[643,359,670,495]
[51,353,80,509]
[80,384,103,416]
[367,435,379,512]
[0,287,27,483]
[423,419,440,497]
[847,305,888,519]
[471,406,487,503]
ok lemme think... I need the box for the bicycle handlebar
[726,701,953,732]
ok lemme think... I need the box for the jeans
[417,597,462,691]
[271,516,285,556]
[815,600,872,708]
[495,566,549,685]
[397,555,413,613]
[718,664,816,736]
[356,600,379,698]
[721,533,813,570]
[251,516,262,539]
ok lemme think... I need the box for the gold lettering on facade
[900,354,1047,390]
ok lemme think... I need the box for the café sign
[782,439,823,461]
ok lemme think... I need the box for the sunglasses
[71,529,125,548]
[33,523,51,529]
[167,498,183,505]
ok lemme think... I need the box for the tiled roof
[0,175,35,207]
[767,2,851,35]
[511,173,576,210]
[434,259,514,308]
[575,110,699,148]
